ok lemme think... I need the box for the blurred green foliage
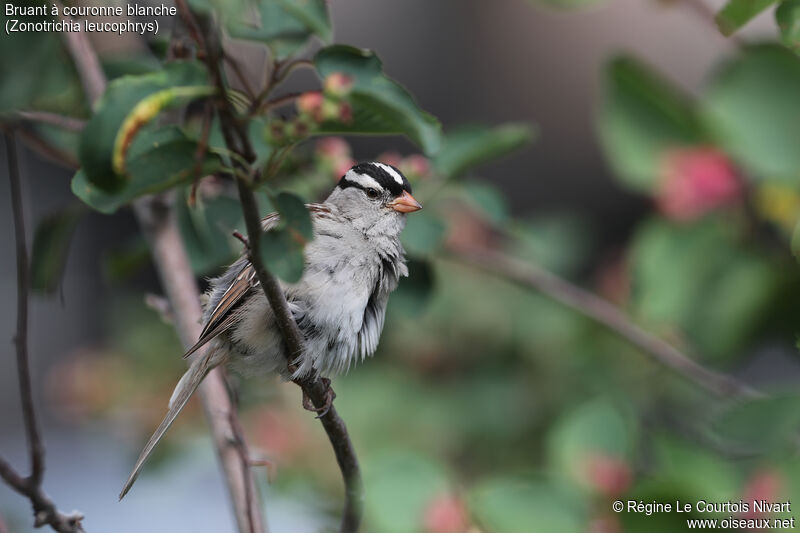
[7,0,800,532]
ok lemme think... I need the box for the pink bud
[296,92,324,121]
[324,72,354,96]
[582,453,632,498]
[741,469,783,519]
[316,137,352,159]
[402,154,431,177]
[423,493,468,533]
[656,147,742,221]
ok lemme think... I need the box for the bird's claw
[301,377,336,419]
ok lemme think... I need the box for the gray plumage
[120,162,420,499]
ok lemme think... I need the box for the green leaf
[30,207,83,293]
[273,191,313,241]
[619,481,707,533]
[598,56,703,192]
[101,54,162,80]
[72,127,222,213]
[278,0,330,41]
[703,44,800,183]
[471,478,584,533]
[433,123,536,179]
[206,117,272,169]
[364,450,448,533]
[401,210,446,256]
[314,45,442,154]
[177,191,244,275]
[651,435,742,502]
[461,182,510,225]
[220,0,331,59]
[259,227,305,283]
[0,12,85,114]
[620,437,742,530]
[630,216,778,361]
[710,394,800,452]
[547,399,634,487]
[78,61,212,191]
[716,0,778,36]
[777,0,800,51]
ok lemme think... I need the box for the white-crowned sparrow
[120,161,422,498]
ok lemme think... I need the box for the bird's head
[326,161,422,236]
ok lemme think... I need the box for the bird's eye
[365,188,380,199]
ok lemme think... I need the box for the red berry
[656,147,742,221]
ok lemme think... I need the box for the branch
[56,7,105,105]
[446,244,762,401]
[12,112,85,132]
[7,133,42,486]
[1,132,85,533]
[235,181,364,532]
[250,59,313,115]
[0,120,80,170]
[177,3,364,529]
[261,92,302,111]
[58,18,267,533]
[132,198,267,533]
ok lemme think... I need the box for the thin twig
[446,244,762,400]
[7,133,42,488]
[176,2,365,529]
[173,0,207,57]
[1,132,85,533]
[235,180,365,533]
[272,59,313,89]
[189,100,214,207]
[13,112,85,132]
[260,144,295,185]
[262,92,302,111]
[14,126,80,170]
[250,59,313,116]
[56,5,104,104]
[59,19,267,533]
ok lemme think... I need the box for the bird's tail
[119,346,222,500]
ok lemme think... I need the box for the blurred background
[3,0,800,531]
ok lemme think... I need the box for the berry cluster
[266,73,355,146]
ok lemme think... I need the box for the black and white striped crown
[338,162,412,196]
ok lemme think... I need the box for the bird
[119,161,422,499]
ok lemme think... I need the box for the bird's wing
[182,204,332,358]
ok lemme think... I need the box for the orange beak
[388,191,422,213]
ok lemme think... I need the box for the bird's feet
[301,377,337,419]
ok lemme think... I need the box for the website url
[687,517,796,529]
